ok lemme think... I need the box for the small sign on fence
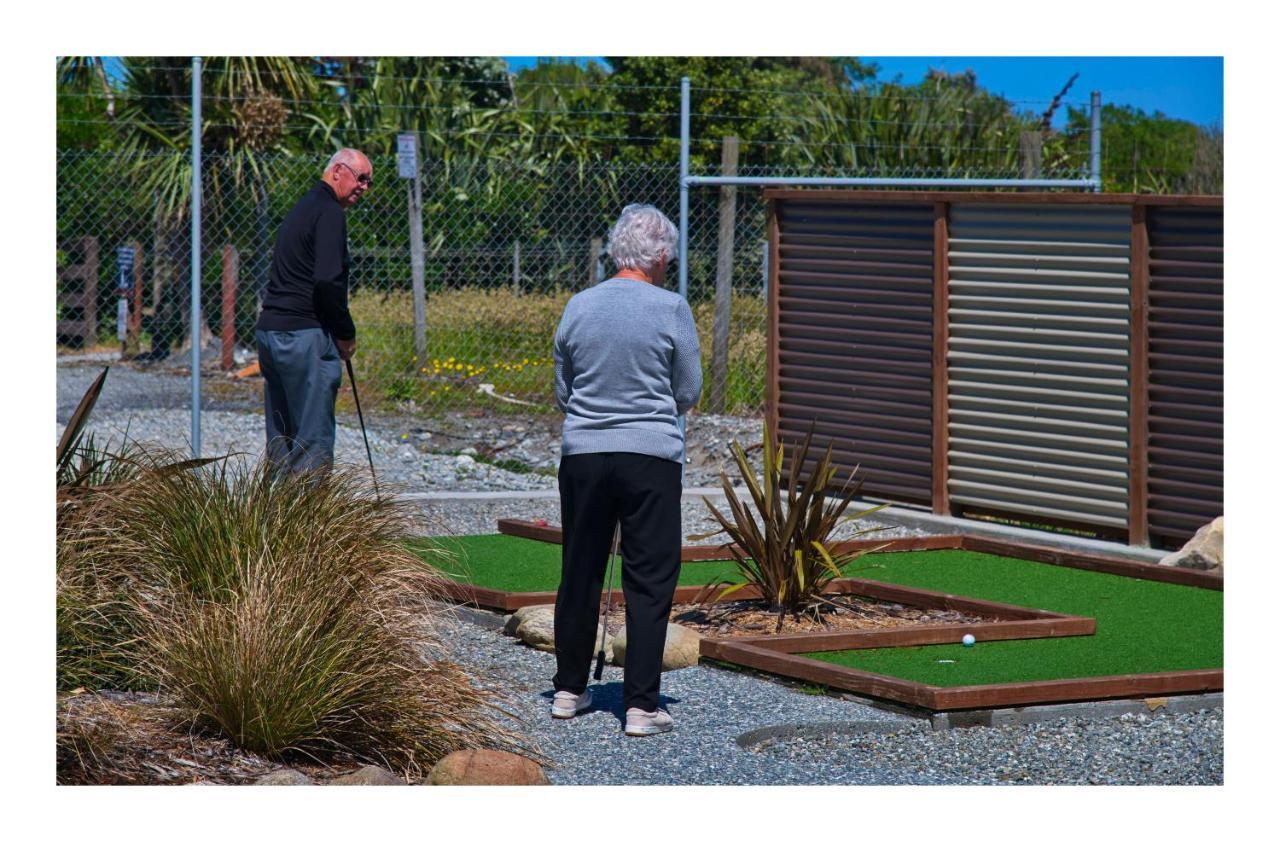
[397,133,418,179]
[115,246,135,292]
[116,245,136,342]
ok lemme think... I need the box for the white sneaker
[624,707,674,736]
[550,689,592,719]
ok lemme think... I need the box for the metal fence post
[677,77,690,474]
[678,77,690,301]
[190,56,203,458]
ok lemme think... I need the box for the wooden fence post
[1019,131,1043,188]
[588,237,602,288]
[57,236,99,347]
[932,202,951,516]
[221,245,239,371]
[710,135,739,414]
[1128,204,1151,546]
[125,240,145,357]
[512,240,521,296]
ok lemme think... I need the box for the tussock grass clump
[60,456,523,777]
[57,437,164,692]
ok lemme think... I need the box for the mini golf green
[409,533,744,592]
[806,550,1222,687]
[409,536,1222,687]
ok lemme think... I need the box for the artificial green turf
[409,536,1223,687]
[806,549,1223,686]
[408,533,745,593]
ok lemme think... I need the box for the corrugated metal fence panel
[1146,206,1223,546]
[775,201,935,505]
[946,204,1132,529]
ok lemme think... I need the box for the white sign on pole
[397,133,418,179]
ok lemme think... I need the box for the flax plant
[691,423,888,632]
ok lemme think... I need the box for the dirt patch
[56,691,363,786]
[598,594,995,639]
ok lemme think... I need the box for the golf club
[594,521,622,681]
[345,358,379,498]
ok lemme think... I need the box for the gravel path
[56,354,1225,786]
[443,618,1223,785]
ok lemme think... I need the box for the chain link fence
[57,149,771,421]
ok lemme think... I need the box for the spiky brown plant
[690,422,889,632]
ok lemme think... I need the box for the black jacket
[255,181,356,340]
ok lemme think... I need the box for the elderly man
[549,204,702,736]
[254,148,372,474]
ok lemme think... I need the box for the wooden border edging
[494,519,1222,591]
[704,637,1223,711]
[496,518,963,561]
[956,535,1222,591]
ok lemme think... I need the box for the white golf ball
[961,634,976,647]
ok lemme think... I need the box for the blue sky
[101,56,1224,129]
[506,56,1223,128]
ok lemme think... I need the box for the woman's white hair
[606,204,679,271]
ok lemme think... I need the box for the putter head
[593,651,605,681]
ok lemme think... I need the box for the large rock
[254,769,314,786]
[1158,517,1223,571]
[426,749,549,786]
[502,604,553,636]
[327,765,406,786]
[612,623,702,671]
[504,605,613,661]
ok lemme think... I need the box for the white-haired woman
[548,204,702,736]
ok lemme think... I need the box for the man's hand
[336,338,356,360]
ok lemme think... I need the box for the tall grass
[58,453,524,776]
[347,287,767,414]
[57,432,156,692]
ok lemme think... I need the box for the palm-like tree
[57,56,322,354]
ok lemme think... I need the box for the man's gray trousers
[255,327,341,474]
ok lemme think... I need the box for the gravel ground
[748,709,1223,785]
[56,355,760,492]
[56,354,1226,786]
[442,618,1223,785]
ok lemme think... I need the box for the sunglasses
[337,161,373,187]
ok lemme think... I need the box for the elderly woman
[548,204,702,736]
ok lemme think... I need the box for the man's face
[333,156,373,208]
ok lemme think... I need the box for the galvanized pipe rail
[674,76,1104,279]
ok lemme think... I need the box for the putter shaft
[594,522,622,681]
[345,358,379,497]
